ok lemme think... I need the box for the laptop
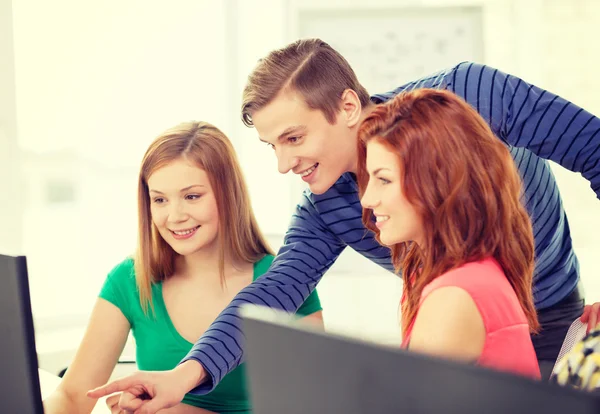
[241,305,600,414]
[0,254,44,413]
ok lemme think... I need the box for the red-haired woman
[359,89,541,379]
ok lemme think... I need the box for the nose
[167,200,189,223]
[360,182,380,210]
[276,147,300,174]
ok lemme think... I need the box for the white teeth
[173,227,197,235]
[301,164,317,177]
[376,216,389,222]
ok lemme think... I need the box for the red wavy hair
[356,89,539,336]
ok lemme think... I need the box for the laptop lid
[0,254,44,414]
[242,305,600,414]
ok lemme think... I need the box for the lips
[169,225,200,239]
[297,163,319,184]
[374,214,389,229]
[299,163,318,177]
[171,226,199,235]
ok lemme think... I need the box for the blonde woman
[43,122,323,414]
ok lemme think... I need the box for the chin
[309,175,340,195]
[378,238,394,247]
[171,247,194,256]
[309,183,329,195]
[379,233,404,247]
[168,241,204,257]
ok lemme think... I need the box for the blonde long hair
[135,121,273,314]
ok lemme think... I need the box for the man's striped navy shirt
[183,62,600,393]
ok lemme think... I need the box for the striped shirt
[184,62,600,394]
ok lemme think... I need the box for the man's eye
[288,136,299,143]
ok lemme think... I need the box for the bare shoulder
[419,286,480,318]
[409,286,485,362]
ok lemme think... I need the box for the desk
[39,369,108,413]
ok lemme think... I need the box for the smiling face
[360,140,424,247]
[147,158,219,256]
[251,89,361,195]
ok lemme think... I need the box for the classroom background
[1,0,598,376]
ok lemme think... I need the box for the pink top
[401,258,541,379]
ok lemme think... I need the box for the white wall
[0,0,23,255]
[11,0,236,368]
[13,0,233,320]
[6,0,600,369]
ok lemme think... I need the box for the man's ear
[340,89,362,128]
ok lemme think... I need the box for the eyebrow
[259,125,308,144]
[149,185,205,194]
[372,168,391,175]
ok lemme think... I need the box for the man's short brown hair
[241,38,371,127]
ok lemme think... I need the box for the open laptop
[0,254,44,413]
[242,305,600,414]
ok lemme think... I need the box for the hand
[106,393,130,414]
[580,302,600,333]
[87,361,207,414]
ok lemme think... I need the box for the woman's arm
[106,395,218,414]
[407,287,485,363]
[301,310,324,328]
[162,405,216,414]
[43,298,131,414]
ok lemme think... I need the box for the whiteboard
[297,6,484,95]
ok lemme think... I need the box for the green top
[99,255,322,413]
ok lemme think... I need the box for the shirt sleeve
[295,288,323,317]
[447,61,600,199]
[255,254,323,317]
[180,192,346,394]
[98,257,135,325]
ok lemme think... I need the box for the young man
[89,39,600,413]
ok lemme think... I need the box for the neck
[349,103,377,174]
[176,241,232,284]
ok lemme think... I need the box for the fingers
[119,391,146,412]
[87,374,142,398]
[111,405,125,414]
[589,302,600,333]
[134,397,172,414]
[106,393,120,408]
[580,305,591,323]
[107,393,126,414]
[581,303,600,334]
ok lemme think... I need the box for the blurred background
[1,0,599,375]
